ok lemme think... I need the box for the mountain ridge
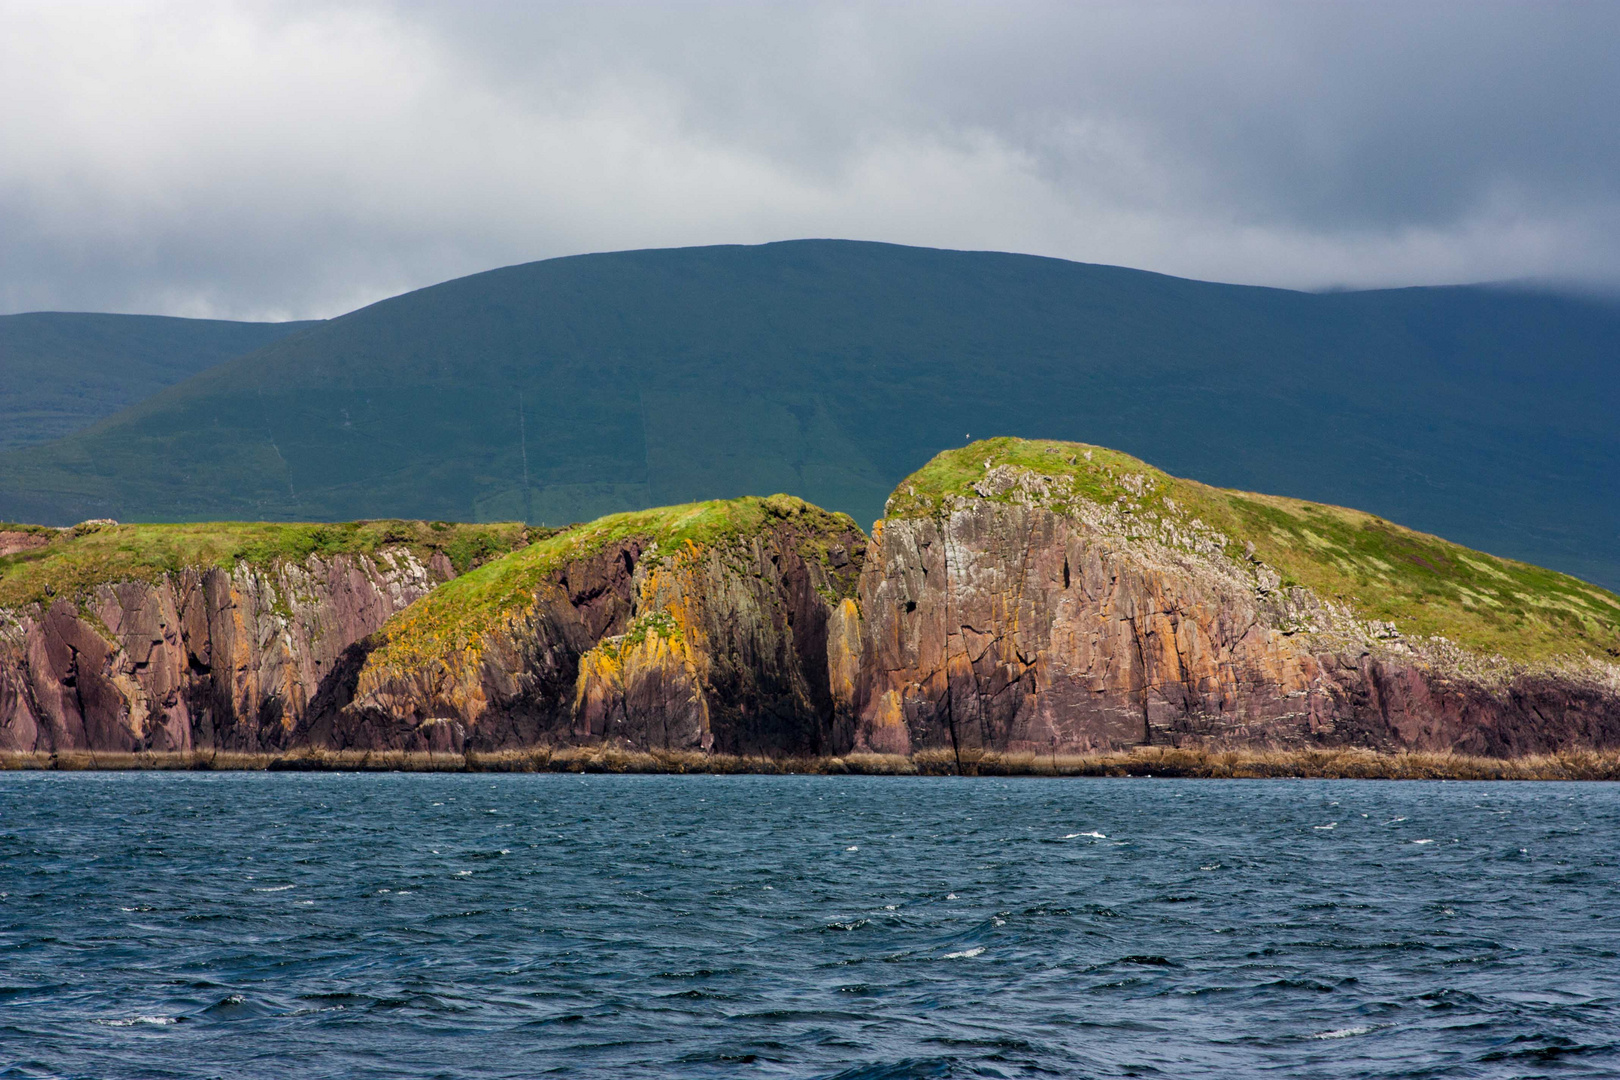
[0,311,319,451]
[0,240,1613,588]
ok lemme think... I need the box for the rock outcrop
[847,442,1620,758]
[0,549,453,753]
[337,496,866,756]
[848,499,1620,758]
[4,441,1618,763]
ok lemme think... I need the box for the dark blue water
[2,774,1617,1079]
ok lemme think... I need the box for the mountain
[0,240,1614,588]
[0,312,319,451]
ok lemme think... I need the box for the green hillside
[0,312,318,451]
[893,439,1620,665]
[0,241,1614,588]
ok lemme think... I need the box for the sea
[1,772,1616,1079]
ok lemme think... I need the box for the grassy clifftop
[366,495,863,673]
[890,438,1620,665]
[0,519,532,610]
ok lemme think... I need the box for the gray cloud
[1,0,1617,319]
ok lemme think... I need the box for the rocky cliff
[0,521,527,753]
[848,440,1620,758]
[336,495,865,756]
[5,442,1618,764]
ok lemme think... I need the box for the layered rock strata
[4,445,1618,762]
[0,549,453,753]
[339,498,866,756]
[847,463,1620,758]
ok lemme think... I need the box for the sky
[2,0,1617,320]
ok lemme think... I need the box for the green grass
[367,494,861,672]
[0,519,532,610]
[892,438,1620,664]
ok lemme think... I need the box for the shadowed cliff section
[0,241,1614,588]
[343,495,866,757]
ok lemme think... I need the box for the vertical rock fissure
[1129,615,1152,746]
[66,642,87,745]
[939,516,964,775]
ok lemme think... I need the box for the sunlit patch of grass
[0,519,534,609]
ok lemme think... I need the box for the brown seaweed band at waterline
[7,745,1620,780]
[2,440,1616,766]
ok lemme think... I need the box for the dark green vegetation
[368,495,859,672]
[0,241,1614,587]
[896,438,1620,664]
[0,312,317,451]
[0,519,531,609]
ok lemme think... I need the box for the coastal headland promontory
[5,439,1618,774]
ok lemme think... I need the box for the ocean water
[1,774,1617,1079]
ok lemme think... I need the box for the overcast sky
[2,1,1617,320]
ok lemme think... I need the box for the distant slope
[0,312,318,451]
[0,241,1614,588]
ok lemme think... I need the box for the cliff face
[848,449,1620,758]
[338,496,866,757]
[4,442,1618,763]
[0,549,452,754]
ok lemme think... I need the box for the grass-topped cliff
[366,495,863,674]
[888,438,1620,665]
[0,519,532,610]
[7,448,1615,668]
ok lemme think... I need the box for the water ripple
[1,772,1617,1078]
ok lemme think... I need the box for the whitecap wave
[95,1015,179,1027]
[252,884,296,892]
[1310,1025,1372,1039]
[942,946,985,959]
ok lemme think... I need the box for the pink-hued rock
[0,550,448,754]
[848,500,1620,758]
[342,509,868,757]
[3,490,1616,762]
